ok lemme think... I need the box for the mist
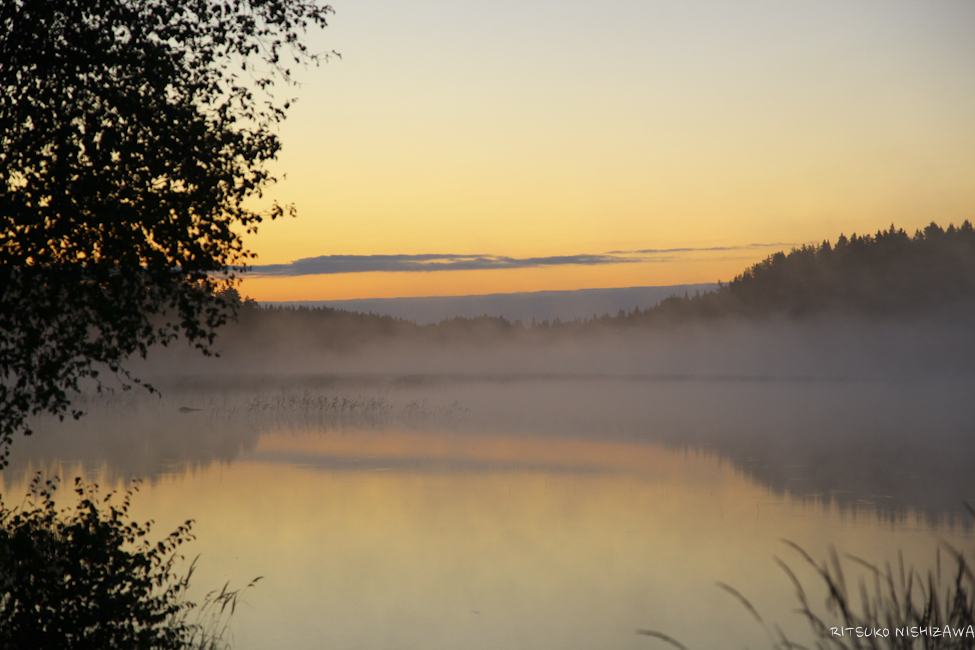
[268,284,718,325]
[12,309,974,525]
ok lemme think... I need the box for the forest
[660,221,975,319]
[218,221,975,350]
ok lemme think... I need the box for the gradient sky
[240,0,975,301]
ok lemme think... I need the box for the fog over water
[13,313,975,522]
[5,312,974,650]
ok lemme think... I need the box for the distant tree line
[648,221,975,320]
[219,295,527,350]
[218,221,975,349]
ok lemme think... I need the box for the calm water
[5,375,974,649]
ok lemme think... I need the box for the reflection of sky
[8,367,974,649]
[11,361,975,522]
[11,436,968,650]
[249,428,704,473]
[240,0,975,300]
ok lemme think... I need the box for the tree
[0,474,257,649]
[0,0,334,462]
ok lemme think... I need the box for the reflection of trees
[4,399,263,488]
[7,377,974,528]
[637,380,975,526]
[2,389,399,488]
[706,426,975,528]
[423,376,975,527]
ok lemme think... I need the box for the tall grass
[639,505,975,649]
[181,571,263,650]
[770,535,975,649]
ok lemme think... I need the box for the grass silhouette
[639,504,975,649]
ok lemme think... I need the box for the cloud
[246,243,798,278]
[608,243,796,254]
[248,253,643,277]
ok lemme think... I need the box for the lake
[5,372,974,649]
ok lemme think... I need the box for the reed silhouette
[639,507,975,649]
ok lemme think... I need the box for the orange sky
[238,0,975,301]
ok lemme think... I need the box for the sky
[240,0,975,301]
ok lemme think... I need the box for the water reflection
[4,375,974,648]
[9,374,975,523]
[6,428,970,650]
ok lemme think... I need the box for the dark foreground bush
[0,474,254,650]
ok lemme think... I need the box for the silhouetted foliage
[0,0,333,461]
[0,474,249,649]
[215,223,975,354]
[725,222,975,315]
[620,221,975,324]
[215,300,537,352]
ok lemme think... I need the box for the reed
[768,534,975,649]
[640,505,975,649]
